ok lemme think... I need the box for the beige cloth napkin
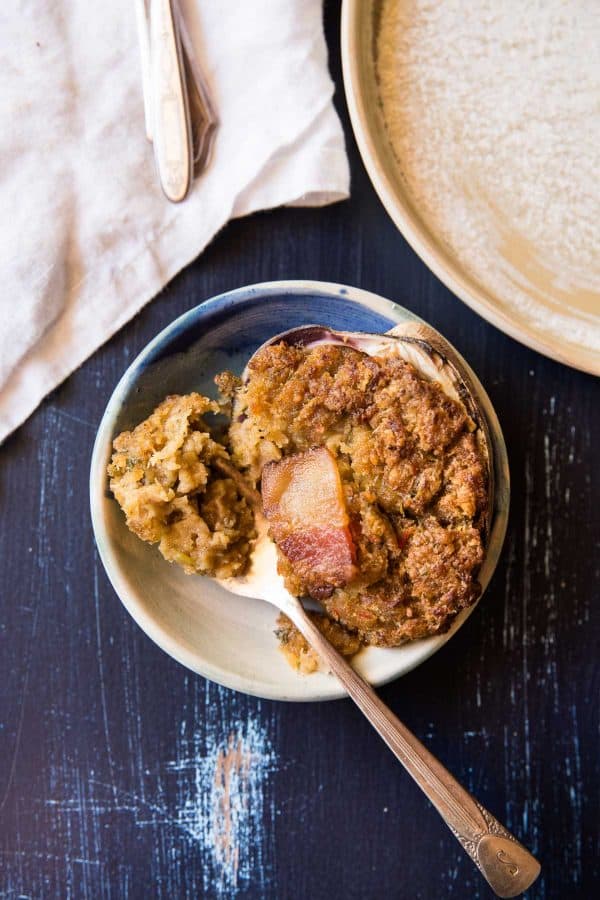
[0,0,349,443]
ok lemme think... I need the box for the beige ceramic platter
[341,0,600,376]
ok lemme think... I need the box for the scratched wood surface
[1,4,598,898]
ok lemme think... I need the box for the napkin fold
[0,0,349,443]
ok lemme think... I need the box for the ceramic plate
[90,281,509,701]
[341,1,600,375]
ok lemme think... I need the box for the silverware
[174,1,218,177]
[149,0,191,202]
[215,323,541,899]
[135,0,217,202]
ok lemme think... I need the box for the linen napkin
[0,0,349,443]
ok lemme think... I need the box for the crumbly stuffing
[108,393,255,578]
[228,343,488,646]
[274,613,362,674]
[214,371,242,418]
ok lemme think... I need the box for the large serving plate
[341,1,600,375]
[90,281,509,701]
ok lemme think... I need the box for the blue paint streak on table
[0,4,598,898]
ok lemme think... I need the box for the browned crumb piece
[275,613,362,674]
[434,432,487,524]
[214,370,242,398]
[107,393,255,578]
[214,371,242,418]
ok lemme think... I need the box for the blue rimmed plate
[90,281,508,701]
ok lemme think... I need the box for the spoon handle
[150,0,192,202]
[286,603,540,898]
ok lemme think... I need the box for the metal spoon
[136,0,218,201]
[215,323,540,898]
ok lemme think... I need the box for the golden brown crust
[228,343,488,646]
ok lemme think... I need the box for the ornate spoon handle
[285,599,541,898]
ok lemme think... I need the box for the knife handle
[150,0,192,202]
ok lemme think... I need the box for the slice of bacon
[261,447,357,597]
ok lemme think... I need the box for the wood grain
[0,3,598,897]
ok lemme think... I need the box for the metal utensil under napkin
[135,0,218,203]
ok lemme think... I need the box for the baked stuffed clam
[223,323,493,655]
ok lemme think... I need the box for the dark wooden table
[1,4,598,898]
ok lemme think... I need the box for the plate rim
[90,279,509,702]
[341,0,600,377]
